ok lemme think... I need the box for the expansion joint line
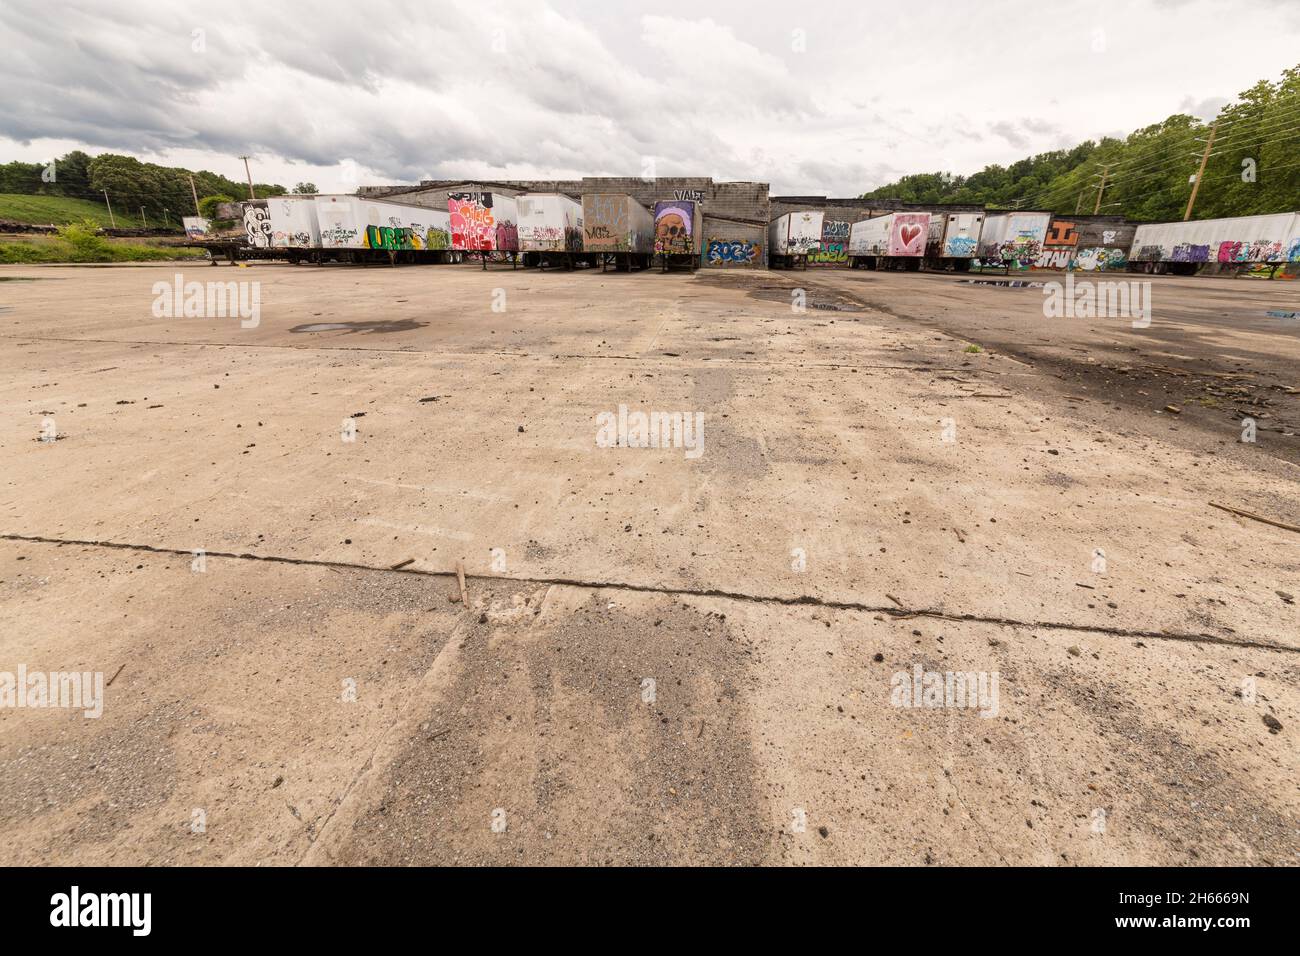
[3,532,1293,654]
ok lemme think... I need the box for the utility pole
[239,155,256,200]
[1092,164,1112,215]
[139,206,147,228]
[1185,120,1218,221]
[102,189,116,228]
[189,174,201,216]
[1075,191,1084,214]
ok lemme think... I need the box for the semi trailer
[1128,212,1300,274]
[314,195,453,263]
[924,212,984,270]
[848,212,931,270]
[975,212,1051,271]
[653,199,702,271]
[768,211,824,269]
[581,193,656,271]
[517,193,586,269]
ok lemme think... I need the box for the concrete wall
[1030,214,1136,271]
[701,217,766,268]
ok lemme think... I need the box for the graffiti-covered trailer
[849,213,931,270]
[768,211,824,269]
[1128,212,1300,274]
[517,193,585,269]
[582,193,655,271]
[268,196,321,253]
[314,195,453,264]
[448,192,520,267]
[654,199,702,271]
[925,213,984,270]
[975,213,1051,271]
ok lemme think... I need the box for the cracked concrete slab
[0,263,1296,864]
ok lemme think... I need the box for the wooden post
[1185,121,1217,221]
[1092,165,1111,214]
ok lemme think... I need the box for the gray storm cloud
[1,0,1295,195]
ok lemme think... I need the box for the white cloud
[1,0,1296,196]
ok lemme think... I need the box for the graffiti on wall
[984,235,1042,269]
[1173,243,1211,263]
[320,224,358,247]
[654,201,695,255]
[944,235,978,257]
[706,238,761,265]
[1032,220,1078,269]
[1219,239,1289,262]
[1043,220,1079,247]
[449,193,498,250]
[243,205,271,248]
[1132,234,1297,265]
[365,223,416,251]
[495,219,519,252]
[583,195,628,250]
[1034,249,1073,269]
[887,214,928,257]
[1070,247,1128,271]
[809,219,849,264]
[674,189,704,202]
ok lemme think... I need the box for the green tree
[198,194,235,219]
[862,61,1300,221]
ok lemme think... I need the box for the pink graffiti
[449,197,496,251]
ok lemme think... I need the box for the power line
[1207,97,1300,132]
[1008,119,1300,210]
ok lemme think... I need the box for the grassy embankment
[0,194,205,263]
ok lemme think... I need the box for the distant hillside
[0,151,292,228]
[863,63,1300,222]
[0,193,120,228]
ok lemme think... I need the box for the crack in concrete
[4,532,1294,654]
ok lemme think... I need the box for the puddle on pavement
[959,279,1045,289]
[290,319,427,334]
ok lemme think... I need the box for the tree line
[862,63,1300,223]
[0,151,318,227]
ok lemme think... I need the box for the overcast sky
[3,0,1298,198]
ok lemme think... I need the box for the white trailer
[768,211,824,268]
[517,193,584,265]
[268,196,321,250]
[581,193,656,271]
[1129,212,1300,273]
[926,212,984,267]
[976,212,1051,270]
[848,212,931,269]
[315,195,452,259]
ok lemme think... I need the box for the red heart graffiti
[900,224,921,247]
